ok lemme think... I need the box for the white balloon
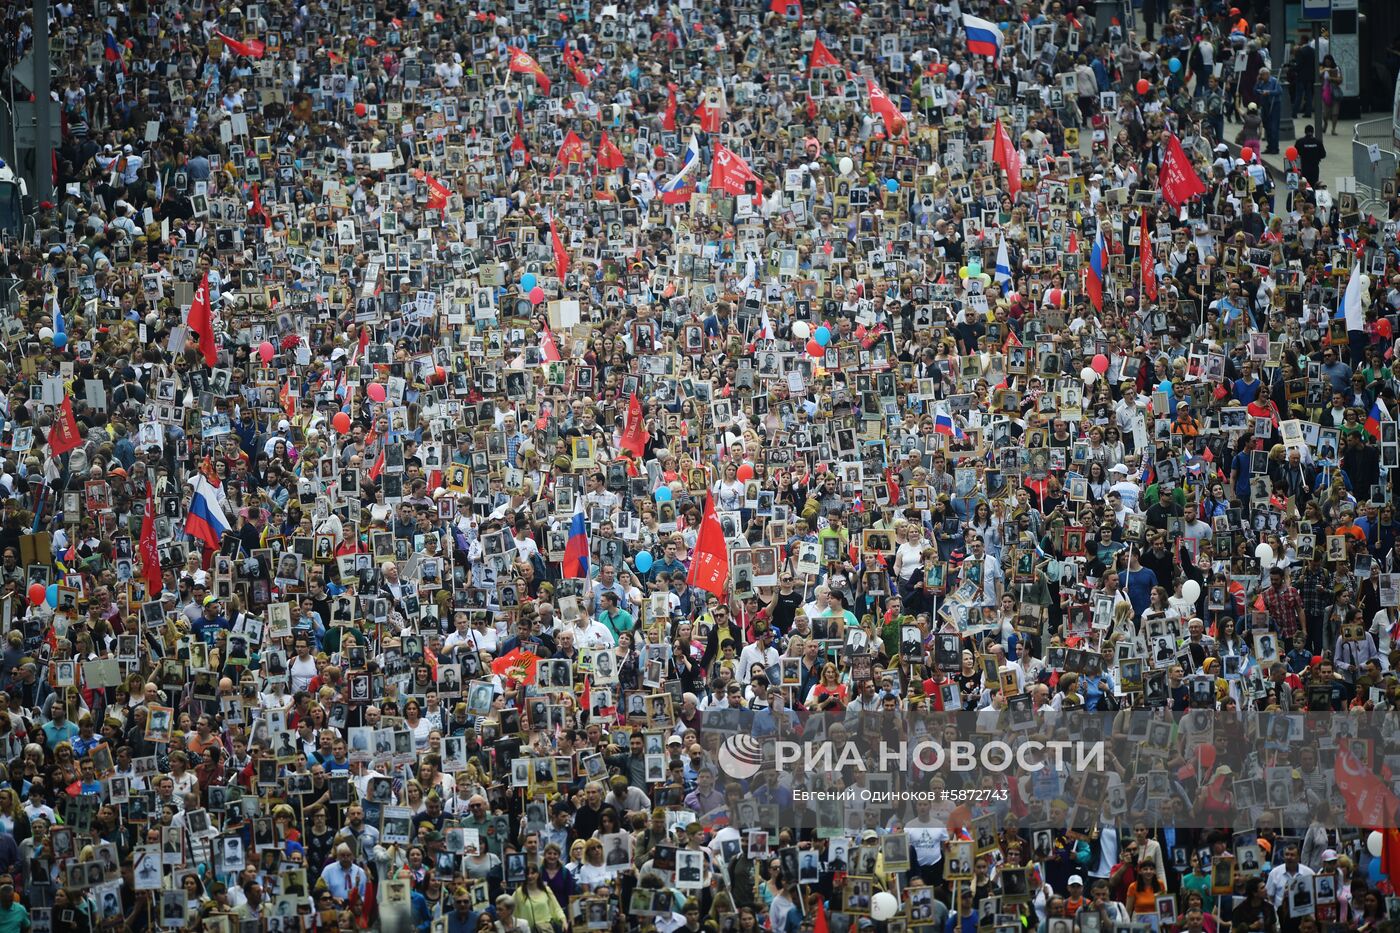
[1255,543,1274,562]
[1182,580,1202,604]
[792,321,811,340]
[38,327,53,340]
[1368,830,1384,858]
[871,892,900,922]
[1081,367,1098,384]
[838,156,854,176]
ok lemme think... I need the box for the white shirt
[1266,861,1315,909]
[737,643,779,684]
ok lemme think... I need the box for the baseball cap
[1068,875,1084,887]
[1322,849,1338,861]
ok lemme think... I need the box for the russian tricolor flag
[661,133,701,194]
[1366,399,1389,440]
[962,14,1002,59]
[185,476,230,550]
[1086,229,1106,313]
[563,504,589,578]
[934,410,966,441]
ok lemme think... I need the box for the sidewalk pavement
[1223,111,1393,196]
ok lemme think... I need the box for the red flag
[663,83,678,131]
[369,448,385,481]
[686,494,730,598]
[278,380,296,419]
[552,130,586,178]
[710,144,764,203]
[864,76,905,137]
[507,47,551,94]
[415,169,450,210]
[510,134,530,165]
[580,676,592,714]
[770,0,802,17]
[491,647,540,685]
[805,94,818,121]
[352,325,370,365]
[809,37,839,74]
[597,132,625,172]
[541,326,562,363]
[140,483,162,597]
[620,392,649,457]
[1159,132,1206,209]
[47,397,82,457]
[187,271,218,367]
[992,118,1022,197]
[1335,747,1399,827]
[814,899,830,933]
[216,32,265,59]
[884,468,900,507]
[696,86,725,134]
[249,183,270,227]
[1140,211,1158,301]
[550,216,570,280]
[563,45,591,87]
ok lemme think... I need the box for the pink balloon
[1091,354,1109,374]
[528,286,545,305]
[258,341,275,365]
[367,382,386,403]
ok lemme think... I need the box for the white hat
[278,419,291,430]
[1108,464,1129,475]
[1068,875,1084,887]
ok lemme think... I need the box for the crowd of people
[1,0,1400,931]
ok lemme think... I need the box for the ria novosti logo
[717,734,1103,779]
[718,735,767,779]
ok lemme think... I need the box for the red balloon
[354,102,368,118]
[367,382,386,403]
[736,463,754,482]
[806,339,825,357]
[1240,147,1254,162]
[1047,288,1064,308]
[1285,146,1298,161]
[331,412,351,434]
[26,583,44,607]
[1135,79,1150,95]
[1091,353,1110,374]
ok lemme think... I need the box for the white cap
[1108,464,1130,475]
[1068,875,1084,886]
[278,419,291,430]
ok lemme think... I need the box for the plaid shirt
[1261,583,1305,640]
[1292,566,1333,620]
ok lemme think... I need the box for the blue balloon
[1159,379,1174,395]
[46,584,57,608]
[635,551,654,573]
[1169,57,1183,73]
[53,333,67,349]
[655,486,672,502]
[885,179,899,193]
[1369,856,1387,885]
[520,273,537,292]
[814,326,832,347]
